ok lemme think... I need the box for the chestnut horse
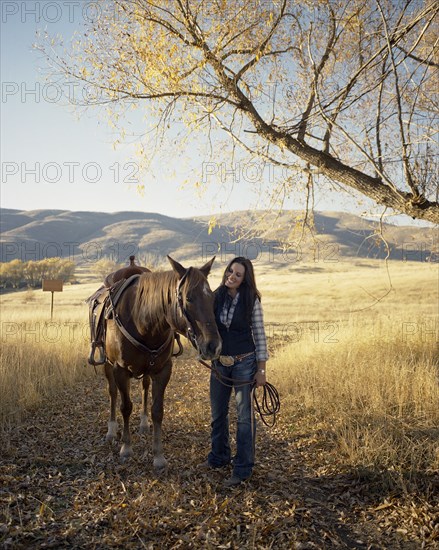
[103,256,221,472]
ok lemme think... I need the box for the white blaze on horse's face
[203,281,211,297]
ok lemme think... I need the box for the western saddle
[86,255,152,366]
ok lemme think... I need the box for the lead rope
[249,383,281,461]
[198,359,281,427]
[251,382,281,428]
[198,359,280,462]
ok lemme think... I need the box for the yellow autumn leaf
[208,216,217,235]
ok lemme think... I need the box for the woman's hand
[254,365,267,387]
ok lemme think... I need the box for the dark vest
[215,291,255,356]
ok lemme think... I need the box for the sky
[0,1,430,225]
[1,1,210,217]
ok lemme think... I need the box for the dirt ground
[1,360,437,549]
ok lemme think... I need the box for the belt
[219,352,255,366]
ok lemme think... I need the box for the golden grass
[269,319,438,481]
[254,259,439,488]
[1,260,438,489]
[0,282,98,427]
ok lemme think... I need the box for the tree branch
[397,45,439,68]
[376,0,418,198]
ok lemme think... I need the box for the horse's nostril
[208,340,221,354]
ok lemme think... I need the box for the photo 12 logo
[402,321,438,343]
[0,240,139,263]
[1,321,90,344]
[266,321,340,344]
[1,161,139,185]
[401,241,438,262]
[201,241,340,264]
[1,1,122,24]
[1,80,107,106]
[202,160,293,185]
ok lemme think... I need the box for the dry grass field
[0,258,438,548]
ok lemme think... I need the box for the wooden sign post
[42,279,63,319]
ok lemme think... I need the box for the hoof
[120,444,133,462]
[153,457,168,475]
[139,414,151,435]
[106,421,118,443]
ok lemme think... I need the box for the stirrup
[88,342,106,366]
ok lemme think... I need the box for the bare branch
[37,0,439,224]
[376,0,418,198]
[233,0,288,83]
[397,45,439,68]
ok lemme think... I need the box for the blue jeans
[208,354,256,480]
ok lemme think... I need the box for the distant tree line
[0,258,76,289]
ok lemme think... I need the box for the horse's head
[168,255,222,361]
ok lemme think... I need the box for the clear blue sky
[1,1,219,216]
[0,1,425,225]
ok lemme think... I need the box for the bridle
[175,268,205,355]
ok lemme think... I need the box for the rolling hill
[0,208,437,265]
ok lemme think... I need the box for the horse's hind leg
[114,365,133,461]
[104,362,118,443]
[151,360,172,473]
[139,375,151,434]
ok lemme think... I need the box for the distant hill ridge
[0,208,436,264]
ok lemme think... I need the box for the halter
[175,268,201,354]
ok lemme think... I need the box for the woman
[207,256,268,488]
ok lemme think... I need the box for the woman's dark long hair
[215,257,261,323]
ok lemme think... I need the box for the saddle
[86,256,150,366]
[103,255,151,287]
[86,256,183,366]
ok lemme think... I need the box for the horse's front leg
[139,375,151,434]
[151,360,172,473]
[104,362,118,443]
[114,365,133,461]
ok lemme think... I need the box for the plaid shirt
[220,292,269,362]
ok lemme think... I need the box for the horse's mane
[133,267,205,327]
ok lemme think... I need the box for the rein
[198,359,281,428]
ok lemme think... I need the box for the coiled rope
[251,382,281,427]
[198,359,281,427]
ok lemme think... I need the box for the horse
[101,255,221,472]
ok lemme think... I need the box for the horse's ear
[167,255,186,278]
[199,256,216,278]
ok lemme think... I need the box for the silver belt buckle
[219,355,234,366]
